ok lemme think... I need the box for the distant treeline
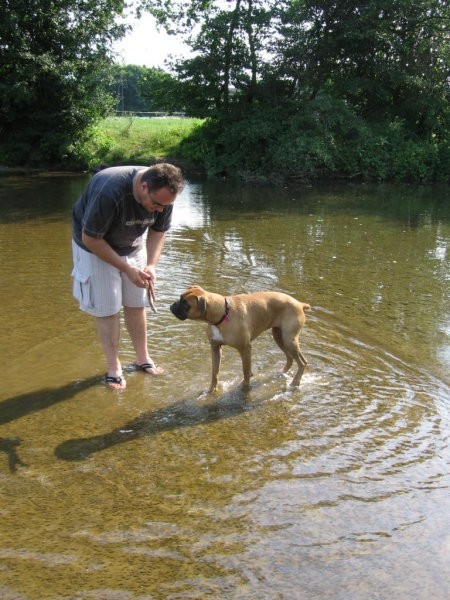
[1,1,449,183]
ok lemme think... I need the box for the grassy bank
[83,115,205,170]
[78,111,449,184]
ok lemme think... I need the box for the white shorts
[71,240,148,317]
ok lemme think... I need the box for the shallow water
[0,174,449,599]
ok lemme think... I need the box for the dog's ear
[185,285,204,297]
[198,296,207,314]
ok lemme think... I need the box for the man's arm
[145,229,167,282]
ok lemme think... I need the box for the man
[71,163,184,390]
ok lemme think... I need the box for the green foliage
[0,0,127,166]
[2,0,449,182]
[138,68,185,113]
[277,0,450,137]
[144,0,276,112]
[110,65,151,112]
[140,0,449,182]
[177,97,450,183]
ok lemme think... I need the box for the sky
[113,13,191,68]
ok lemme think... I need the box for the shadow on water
[0,375,102,425]
[55,389,260,462]
[0,375,102,472]
[0,437,27,473]
[0,373,261,468]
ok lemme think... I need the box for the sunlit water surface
[0,174,449,599]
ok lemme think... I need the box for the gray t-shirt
[72,166,173,255]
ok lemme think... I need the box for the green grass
[85,115,204,167]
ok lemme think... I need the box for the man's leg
[123,306,164,375]
[95,313,126,389]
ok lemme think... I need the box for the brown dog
[170,286,310,392]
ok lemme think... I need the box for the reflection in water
[0,172,88,223]
[0,174,449,599]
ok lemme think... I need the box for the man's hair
[142,163,184,195]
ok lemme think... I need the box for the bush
[179,98,450,183]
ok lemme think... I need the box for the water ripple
[236,305,450,550]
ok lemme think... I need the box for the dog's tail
[301,303,311,311]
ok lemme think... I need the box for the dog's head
[170,286,208,321]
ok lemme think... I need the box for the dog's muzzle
[170,300,188,320]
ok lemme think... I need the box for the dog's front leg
[208,342,222,392]
[238,345,253,387]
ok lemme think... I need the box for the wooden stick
[145,281,157,313]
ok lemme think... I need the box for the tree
[0,0,127,166]
[275,0,450,137]
[140,0,277,113]
[138,67,184,113]
[143,0,448,181]
[111,65,151,112]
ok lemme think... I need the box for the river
[0,173,449,599]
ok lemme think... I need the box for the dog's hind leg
[289,340,308,386]
[272,327,293,373]
[277,326,308,386]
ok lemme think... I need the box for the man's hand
[125,265,152,287]
[82,232,152,288]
